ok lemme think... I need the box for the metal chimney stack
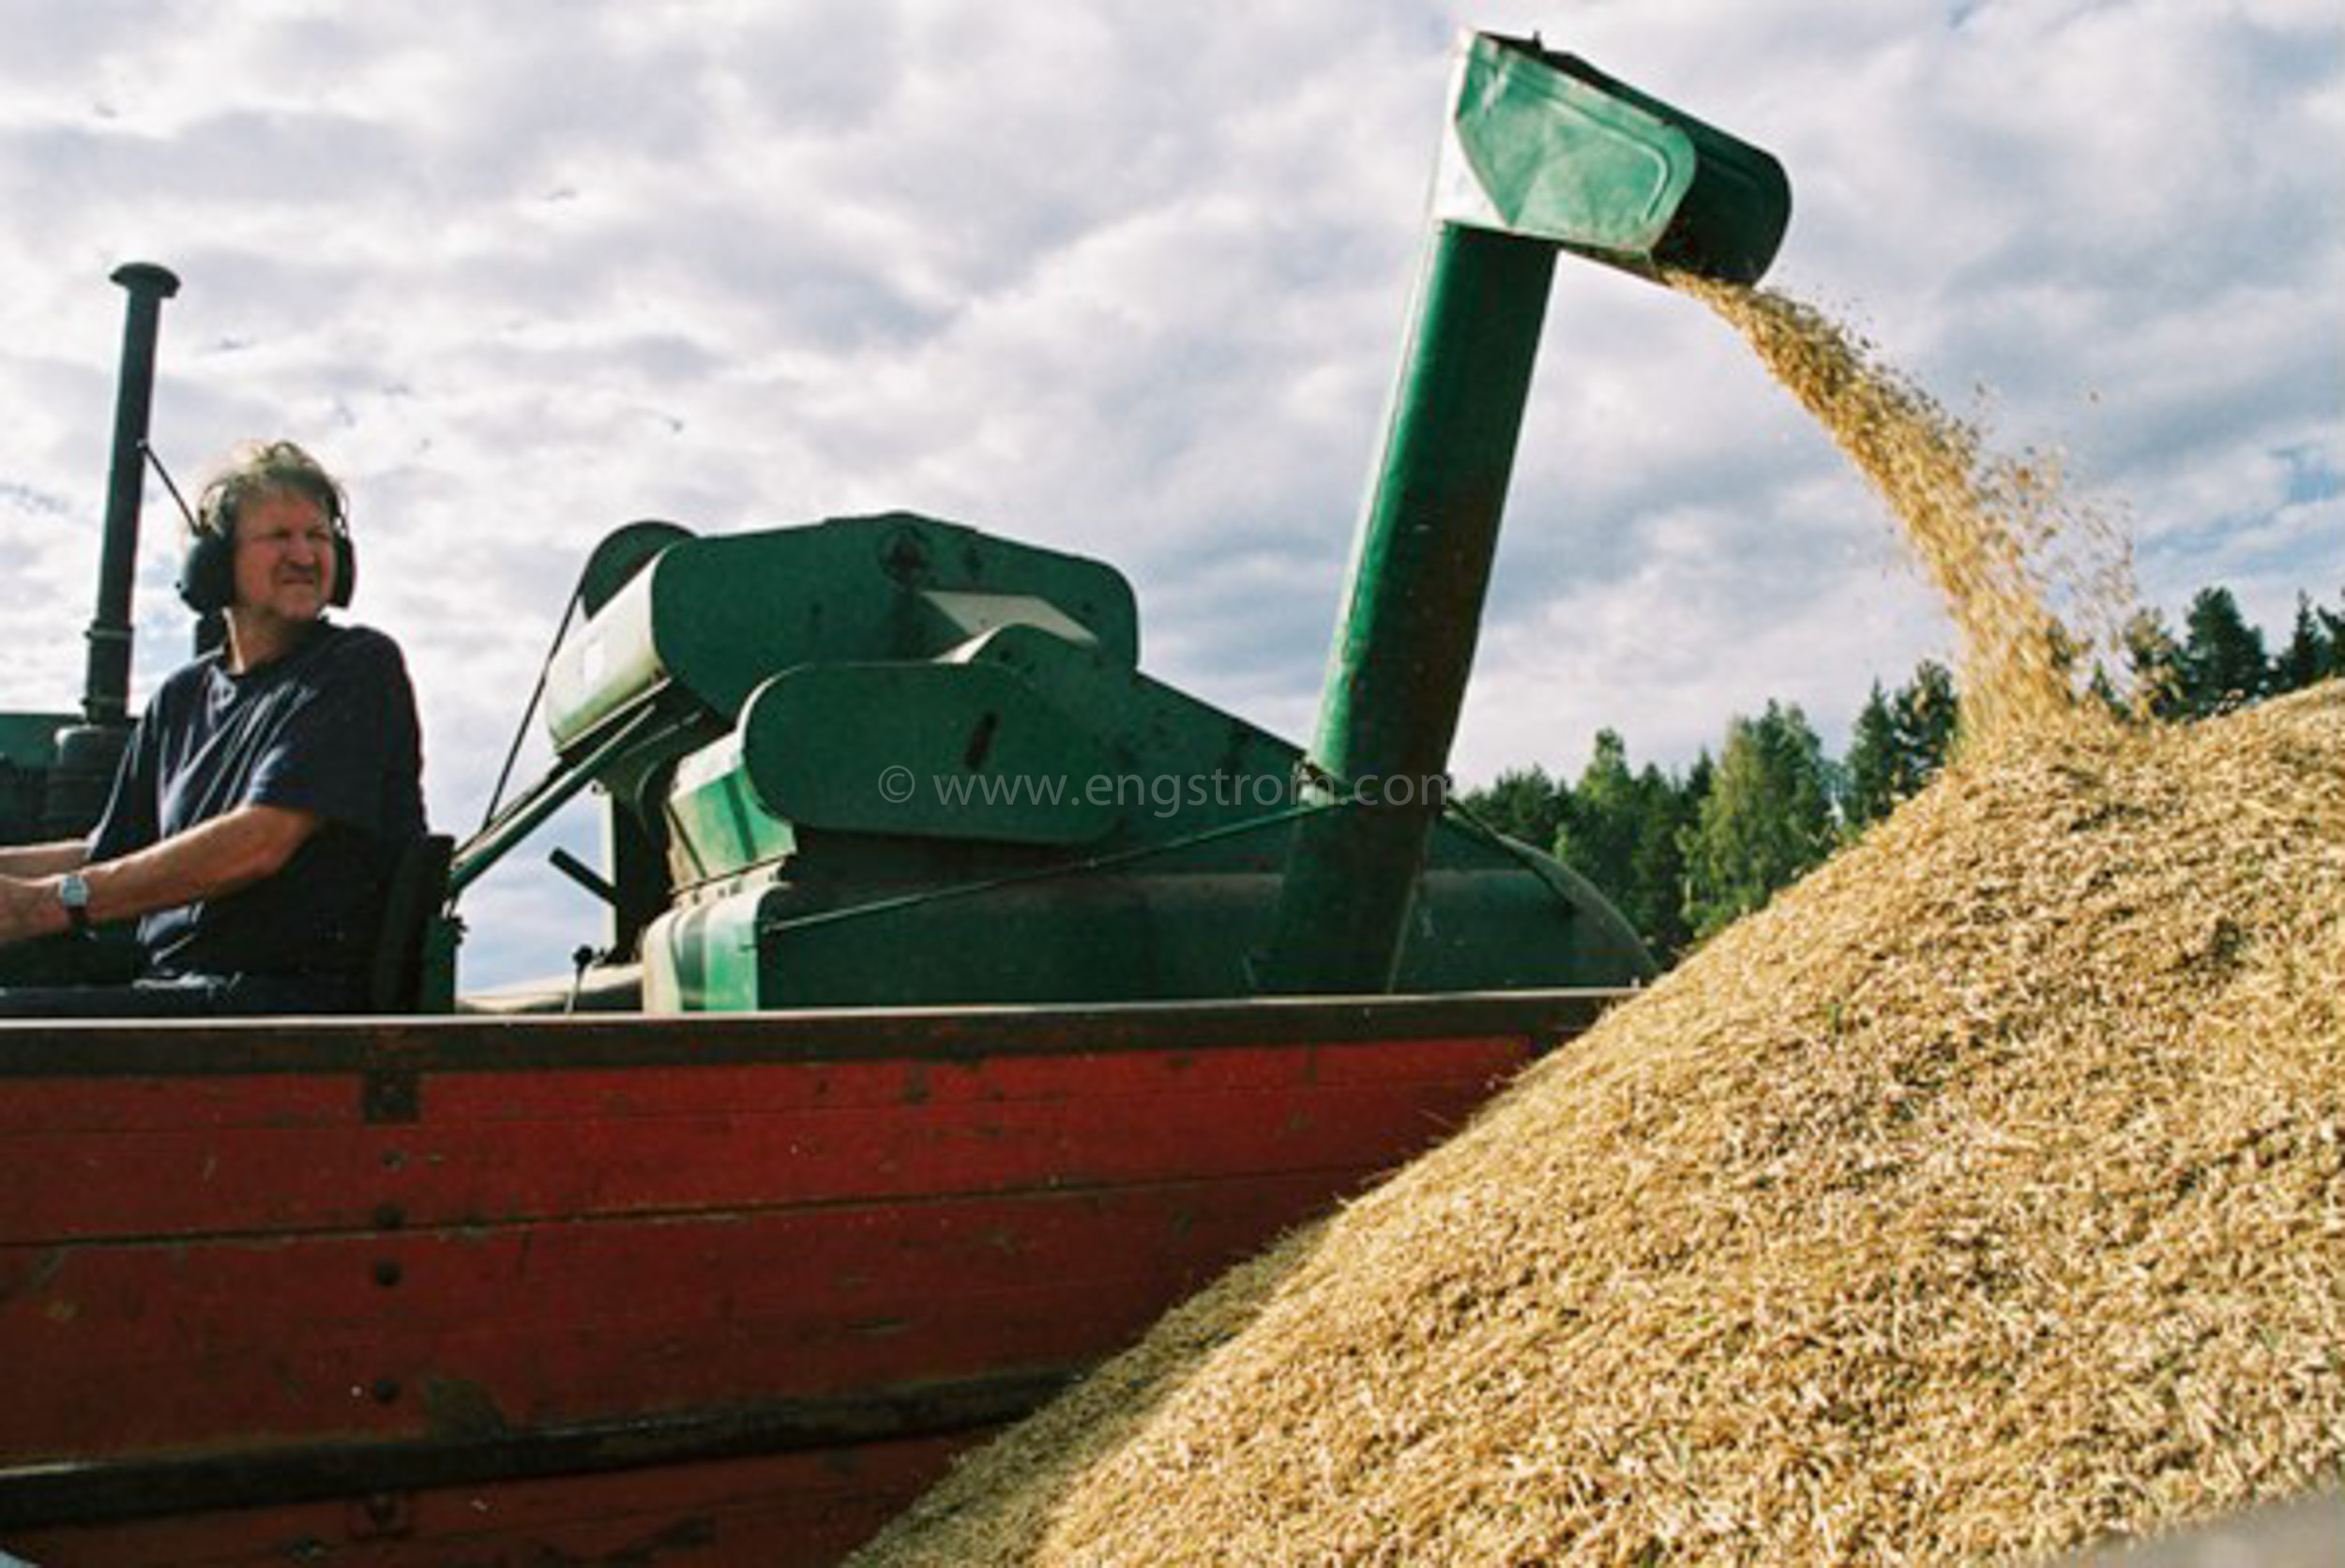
[43,262,180,836]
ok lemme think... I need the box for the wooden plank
[2,1039,1526,1241]
[5,1166,1373,1461]
[0,1029,1526,1132]
[4,1432,970,1567]
[0,988,1623,1080]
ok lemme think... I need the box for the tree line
[1460,584,2345,969]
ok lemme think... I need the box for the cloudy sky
[3,0,2337,988]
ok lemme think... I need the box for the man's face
[231,490,335,622]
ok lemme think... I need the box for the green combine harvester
[440,37,1787,1014]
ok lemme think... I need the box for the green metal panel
[665,732,797,883]
[0,715,138,983]
[0,713,74,771]
[643,891,764,1014]
[0,713,74,847]
[544,515,1140,754]
[1447,40,1695,254]
[952,624,1308,840]
[0,712,141,980]
[1443,35,1790,282]
[740,662,1120,846]
[578,520,695,618]
[543,564,670,751]
[635,810,1649,1013]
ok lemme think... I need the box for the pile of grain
[858,683,2344,1563]
[851,281,2342,1563]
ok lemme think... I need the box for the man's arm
[0,804,322,944]
[0,840,88,879]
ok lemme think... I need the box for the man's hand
[0,874,73,945]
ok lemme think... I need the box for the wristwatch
[57,872,92,936]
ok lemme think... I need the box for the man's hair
[193,440,347,542]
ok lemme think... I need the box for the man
[0,440,426,1015]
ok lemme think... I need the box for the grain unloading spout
[1434,38,1788,283]
[1262,33,1789,994]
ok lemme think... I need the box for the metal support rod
[82,262,181,728]
[1262,224,1556,993]
[446,702,681,899]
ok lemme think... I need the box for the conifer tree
[1893,659,1959,776]
[1841,681,1900,831]
[2179,586,2268,714]
[1458,764,1566,852]
[2123,610,2189,720]
[1843,660,1958,832]
[1682,701,1834,941]
[2274,594,2328,693]
[1554,731,1638,903]
[1624,761,1696,962]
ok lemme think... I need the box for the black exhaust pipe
[43,262,180,837]
[83,262,181,726]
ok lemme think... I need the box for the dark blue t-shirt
[88,621,427,988]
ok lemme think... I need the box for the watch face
[59,873,90,911]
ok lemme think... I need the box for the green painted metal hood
[1435,33,1789,282]
[542,513,1140,754]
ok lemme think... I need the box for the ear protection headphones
[178,451,356,614]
